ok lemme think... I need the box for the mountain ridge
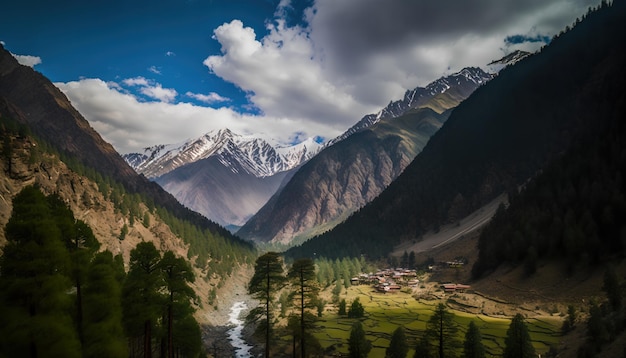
[284,1,625,260]
[238,68,492,244]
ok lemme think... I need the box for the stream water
[227,301,254,357]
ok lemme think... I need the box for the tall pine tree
[0,186,81,357]
[247,252,286,357]
[463,321,485,358]
[122,242,164,358]
[288,258,320,358]
[82,251,127,358]
[503,314,535,358]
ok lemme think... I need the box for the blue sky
[1,0,600,154]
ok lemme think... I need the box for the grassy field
[312,286,562,357]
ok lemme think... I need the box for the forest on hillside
[0,186,202,357]
[285,1,625,261]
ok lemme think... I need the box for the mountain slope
[238,68,491,244]
[285,2,625,260]
[155,156,291,227]
[0,44,241,243]
[0,44,255,314]
[124,129,320,227]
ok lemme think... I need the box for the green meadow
[313,286,562,357]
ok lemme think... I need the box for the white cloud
[203,0,600,137]
[55,0,601,156]
[166,51,176,56]
[148,65,161,75]
[123,77,150,87]
[121,76,178,103]
[204,19,373,131]
[11,53,42,67]
[185,91,230,104]
[55,78,335,154]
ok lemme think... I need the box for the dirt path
[393,194,506,256]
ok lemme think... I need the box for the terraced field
[313,286,562,357]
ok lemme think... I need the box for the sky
[1,0,600,154]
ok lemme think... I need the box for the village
[350,259,471,295]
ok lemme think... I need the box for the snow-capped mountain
[487,50,532,69]
[326,67,493,146]
[124,128,322,179]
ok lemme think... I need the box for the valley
[0,1,624,357]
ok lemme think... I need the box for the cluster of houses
[350,267,471,294]
[350,268,420,293]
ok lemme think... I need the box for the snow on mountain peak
[124,129,321,179]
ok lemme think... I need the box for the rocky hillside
[0,46,256,325]
[0,44,236,241]
[238,69,491,245]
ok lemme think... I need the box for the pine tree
[0,186,81,357]
[247,252,286,358]
[424,303,459,358]
[348,321,371,358]
[348,297,365,318]
[48,193,100,346]
[463,321,485,358]
[386,326,408,358]
[82,251,127,358]
[288,258,320,358]
[122,242,164,358]
[503,314,535,358]
[159,251,198,358]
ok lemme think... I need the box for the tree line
[0,186,202,357]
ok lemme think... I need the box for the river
[227,301,254,357]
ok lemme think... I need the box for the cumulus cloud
[165,51,176,56]
[55,78,334,154]
[204,0,599,133]
[56,0,600,155]
[185,91,230,104]
[204,19,373,131]
[122,76,178,103]
[11,53,42,67]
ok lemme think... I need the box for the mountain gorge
[125,129,321,228]
[285,2,625,261]
[0,44,255,323]
[238,68,493,245]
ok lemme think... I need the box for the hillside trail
[393,193,506,256]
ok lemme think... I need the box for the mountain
[327,67,493,147]
[126,128,320,179]
[237,67,492,245]
[0,44,247,243]
[124,129,321,227]
[0,43,256,326]
[487,50,532,68]
[285,2,625,260]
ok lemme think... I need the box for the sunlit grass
[313,286,562,356]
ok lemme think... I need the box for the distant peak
[487,50,532,67]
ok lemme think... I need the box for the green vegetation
[285,2,625,261]
[503,314,535,358]
[463,321,486,358]
[287,258,321,357]
[247,252,287,357]
[386,326,409,358]
[348,321,372,358]
[310,286,561,357]
[0,187,202,357]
